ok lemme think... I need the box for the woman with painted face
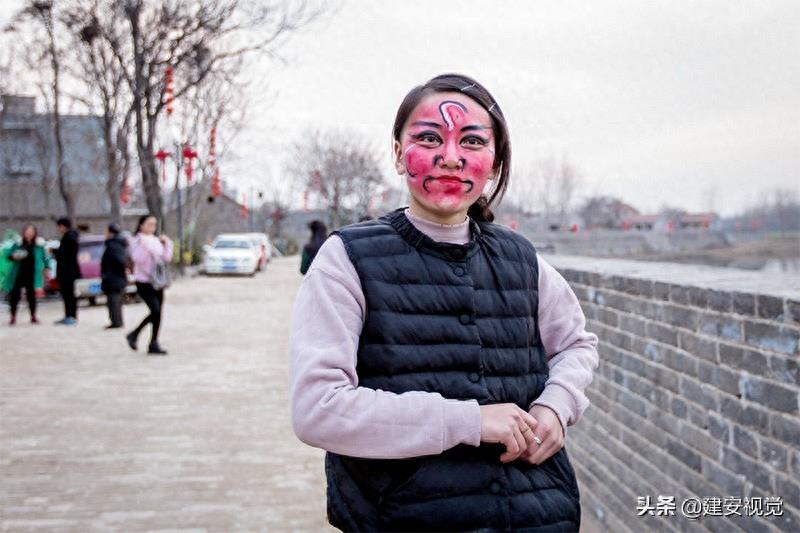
[288,73,599,531]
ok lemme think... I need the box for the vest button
[468,372,480,383]
[459,314,471,325]
[453,266,465,276]
[490,481,501,494]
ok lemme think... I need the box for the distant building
[0,94,137,236]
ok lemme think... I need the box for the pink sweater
[128,234,173,283]
[288,208,599,459]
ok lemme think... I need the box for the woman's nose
[439,141,463,169]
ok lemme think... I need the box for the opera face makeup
[399,92,496,212]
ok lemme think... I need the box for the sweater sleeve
[288,235,482,459]
[529,253,600,438]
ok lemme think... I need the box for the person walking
[299,219,327,275]
[101,223,129,329]
[288,73,600,531]
[3,224,48,326]
[53,217,81,325]
[126,214,173,355]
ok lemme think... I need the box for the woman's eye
[461,136,488,147]
[412,131,442,145]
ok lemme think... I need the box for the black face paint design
[432,154,468,170]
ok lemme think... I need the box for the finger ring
[533,435,542,445]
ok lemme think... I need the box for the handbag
[151,256,171,290]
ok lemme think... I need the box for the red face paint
[399,92,495,212]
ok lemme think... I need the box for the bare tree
[510,154,583,224]
[8,0,75,219]
[110,0,323,222]
[287,129,385,228]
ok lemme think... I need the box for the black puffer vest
[325,207,581,532]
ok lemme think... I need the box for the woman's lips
[422,175,474,193]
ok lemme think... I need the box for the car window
[78,242,104,263]
[213,240,251,249]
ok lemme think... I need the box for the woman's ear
[393,140,406,176]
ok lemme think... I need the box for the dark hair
[392,73,511,222]
[107,222,121,236]
[303,219,328,260]
[21,223,38,244]
[56,217,72,229]
[135,214,157,235]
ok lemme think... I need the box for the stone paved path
[1,255,603,532]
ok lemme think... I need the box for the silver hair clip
[460,83,476,91]
[488,102,497,112]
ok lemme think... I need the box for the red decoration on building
[303,188,309,212]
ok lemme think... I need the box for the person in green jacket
[299,220,328,275]
[3,224,49,325]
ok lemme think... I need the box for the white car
[244,232,273,271]
[204,234,260,276]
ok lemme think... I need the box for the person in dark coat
[53,217,81,325]
[101,223,129,329]
[299,220,327,275]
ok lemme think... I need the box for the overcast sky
[3,0,798,216]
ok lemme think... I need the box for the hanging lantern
[120,174,131,205]
[164,66,174,117]
[182,143,198,184]
[154,149,171,183]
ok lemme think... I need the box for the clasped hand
[479,403,564,465]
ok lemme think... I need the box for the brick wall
[546,254,799,532]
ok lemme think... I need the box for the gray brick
[707,289,733,314]
[702,458,746,500]
[791,449,800,477]
[721,446,772,492]
[619,388,648,418]
[759,439,787,471]
[662,346,698,376]
[770,412,800,447]
[719,397,770,433]
[663,304,700,330]
[666,437,702,470]
[788,299,800,326]
[718,343,768,376]
[697,362,742,398]
[671,397,688,418]
[698,312,744,342]
[636,278,654,299]
[669,284,691,305]
[774,475,799,513]
[731,424,759,458]
[619,314,647,338]
[653,281,670,301]
[732,291,756,316]
[756,294,785,321]
[678,421,720,457]
[739,375,798,413]
[707,412,731,444]
[688,287,709,308]
[646,321,679,347]
[768,354,799,386]
[597,306,620,327]
[680,376,719,411]
[743,320,799,355]
[679,331,718,363]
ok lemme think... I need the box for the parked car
[203,234,260,276]
[47,235,136,305]
[244,232,273,271]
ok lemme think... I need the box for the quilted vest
[325,207,581,532]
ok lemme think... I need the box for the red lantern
[154,149,171,183]
[120,174,131,205]
[181,144,198,184]
[164,66,174,117]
